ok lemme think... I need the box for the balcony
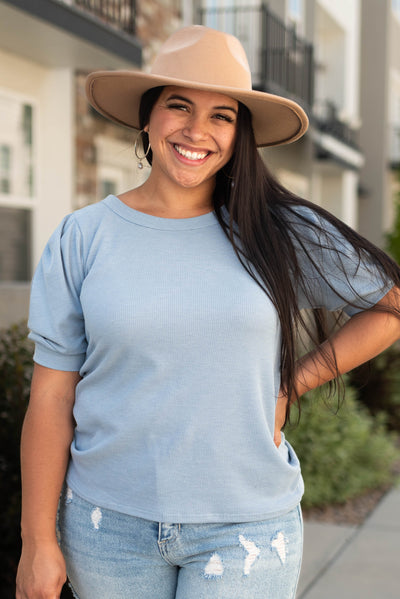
[63,0,136,35]
[0,0,142,69]
[311,100,363,170]
[311,100,364,170]
[198,3,314,110]
[314,101,359,150]
[198,2,365,166]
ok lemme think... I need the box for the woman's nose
[182,114,209,141]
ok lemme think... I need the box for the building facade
[0,0,398,327]
[196,0,364,227]
[0,0,179,326]
[359,0,400,246]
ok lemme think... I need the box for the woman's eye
[167,103,189,112]
[214,113,234,123]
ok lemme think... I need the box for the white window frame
[0,87,38,282]
[94,134,148,205]
[0,87,38,210]
[0,144,12,194]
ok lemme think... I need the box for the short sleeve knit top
[28,196,391,522]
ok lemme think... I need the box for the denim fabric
[58,487,303,599]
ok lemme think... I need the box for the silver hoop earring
[222,168,235,188]
[134,129,151,169]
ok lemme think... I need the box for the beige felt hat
[86,25,309,147]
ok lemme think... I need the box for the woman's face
[145,86,238,192]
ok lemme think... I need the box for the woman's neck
[118,173,215,219]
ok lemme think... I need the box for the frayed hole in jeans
[204,553,224,578]
[239,535,261,576]
[271,531,287,564]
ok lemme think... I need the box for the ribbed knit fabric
[28,195,391,522]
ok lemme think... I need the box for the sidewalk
[297,486,400,598]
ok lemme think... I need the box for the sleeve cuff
[33,345,86,372]
[343,283,394,317]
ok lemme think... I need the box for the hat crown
[151,26,252,90]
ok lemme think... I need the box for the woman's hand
[274,388,289,447]
[16,540,67,599]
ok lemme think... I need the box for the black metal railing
[314,101,359,150]
[261,6,314,108]
[198,3,314,108]
[66,0,136,35]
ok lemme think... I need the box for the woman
[17,26,400,599]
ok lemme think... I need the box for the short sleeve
[28,214,87,371]
[293,209,393,316]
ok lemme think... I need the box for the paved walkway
[297,486,400,598]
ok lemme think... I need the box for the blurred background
[0,0,400,597]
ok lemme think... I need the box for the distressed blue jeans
[58,487,303,599]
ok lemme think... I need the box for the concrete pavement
[297,486,400,598]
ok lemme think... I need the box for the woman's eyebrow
[165,94,238,114]
[214,104,238,115]
[166,94,194,104]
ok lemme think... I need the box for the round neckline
[104,195,219,231]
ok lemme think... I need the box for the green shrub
[385,167,400,263]
[286,384,400,508]
[386,203,400,265]
[348,345,400,433]
[0,321,33,596]
[0,322,73,599]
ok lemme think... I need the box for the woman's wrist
[21,514,59,546]
[293,350,325,398]
[21,526,57,546]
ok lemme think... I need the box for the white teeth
[174,145,208,160]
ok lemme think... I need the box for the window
[93,136,147,207]
[0,94,34,199]
[0,207,31,281]
[0,145,11,194]
[0,91,35,281]
[100,179,117,199]
[393,0,400,20]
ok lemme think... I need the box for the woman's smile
[172,143,210,162]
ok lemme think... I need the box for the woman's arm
[274,286,400,446]
[295,286,400,395]
[16,364,80,599]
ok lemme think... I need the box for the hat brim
[86,70,309,147]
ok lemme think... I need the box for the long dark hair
[139,87,400,420]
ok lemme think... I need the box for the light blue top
[28,195,391,522]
